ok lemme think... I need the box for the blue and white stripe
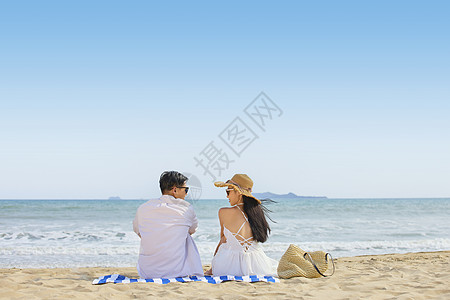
[92,274,279,285]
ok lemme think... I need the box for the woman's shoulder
[218,206,240,217]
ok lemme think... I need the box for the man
[133,171,203,278]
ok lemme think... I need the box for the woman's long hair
[242,196,275,243]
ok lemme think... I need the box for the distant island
[108,196,122,200]
[253,192,327,199]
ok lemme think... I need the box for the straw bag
[277,244,335,279]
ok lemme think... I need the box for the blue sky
[1,1,449,199]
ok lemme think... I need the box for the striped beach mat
[92,274,279,285]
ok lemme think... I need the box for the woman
[206,174,277,276]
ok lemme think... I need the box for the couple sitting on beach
[132,171,277,279]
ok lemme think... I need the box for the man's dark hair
[159,171,188,194]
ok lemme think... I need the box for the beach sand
[1,251,448,299]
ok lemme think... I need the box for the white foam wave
[1,238,448,268]
[259,238,450,260]
[0,246,139,256]
[0,230,139,243]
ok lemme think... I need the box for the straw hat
[214,174,261,204]
[277,244,335,279]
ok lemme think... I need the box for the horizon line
[1,197,449,201]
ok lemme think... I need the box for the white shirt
[133,195,203,278]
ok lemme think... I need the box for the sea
[1,198,449,268]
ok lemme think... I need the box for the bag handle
[303,252,336,277]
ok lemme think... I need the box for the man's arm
[133,212,141,238]
[188,205,198,235]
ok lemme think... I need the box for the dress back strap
[234,205,249,235]
[235,220,246,235]
[236,205,248,222]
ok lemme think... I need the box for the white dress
[211,206,278,276]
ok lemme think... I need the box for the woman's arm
[205,208,228,275]
[213,208,227,256]
[213,235,227,256]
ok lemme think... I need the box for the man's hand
[204,268,212,276]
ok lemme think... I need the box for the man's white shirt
[133,195,203,278]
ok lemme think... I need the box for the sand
[1,251,449,299]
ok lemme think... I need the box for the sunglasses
[177,186,189,194]
[226,189,233,196]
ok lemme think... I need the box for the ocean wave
[258,238,450,260]
[0,231,140,243]
[1,238,448,268]
[0,246,139,256]
[1,198,449,268]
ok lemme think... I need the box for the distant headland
[253,192,327,199]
